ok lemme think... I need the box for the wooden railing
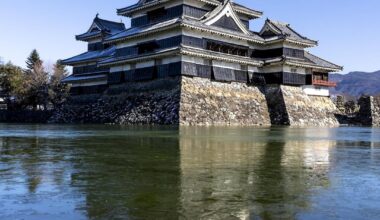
[312,80,337,87]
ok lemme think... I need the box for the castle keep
[58,0,343,126]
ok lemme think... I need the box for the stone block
[265,85,340,127]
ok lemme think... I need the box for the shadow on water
[0,124,380,219]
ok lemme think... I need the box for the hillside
[330,70,380,98]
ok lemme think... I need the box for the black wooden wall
[251,48,305,59]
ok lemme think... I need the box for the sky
[0,0,379,73]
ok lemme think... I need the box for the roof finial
[96,13,99,18]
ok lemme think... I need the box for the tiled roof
[98,47,180,66]
[75,32,102,41]
[180,46,263,66]
[263,52,342,71]
[117,0,170,16]
[94,17,125,33]
[76,16,126,41]
[105,17,264,44]
[61,46,116,65]
[304,51,343,71]
[232,2,263,18]
[262,19,318,46]
[104,18,181,43]
[62,74,108,83]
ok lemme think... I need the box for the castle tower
[59,0,343,126]
[61,15,125,95]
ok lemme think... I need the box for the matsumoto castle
[62,0,342,97]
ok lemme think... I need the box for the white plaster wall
[212,60,242,70]
[87,38,102,44]
[283,66,307,74]
[302,85,330,97]
[259,65,283,73]
[162,56,182,64]
[254,41,305,50]
[71,80,108,87]
[259,65,307,74]
[181,55,204,65]
[283,42,306,50]
[248,66,259,72]
[110,64,131,73]
[136,60,155,68]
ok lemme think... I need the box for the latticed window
[206,40,248,57]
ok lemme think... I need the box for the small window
[137,41,159,54]
[291,68,298,73]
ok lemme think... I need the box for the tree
[48,60,70,108]
[0,62,28,108]
[24,62,49,110]
[25,49,42,72]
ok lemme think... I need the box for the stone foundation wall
[49,77,345,127]
[179,77,270,126]
[50,76,271,126]
[373,97,380,126]
[265,85,340,127]
[50,77,181,124]
[358,96,380,126]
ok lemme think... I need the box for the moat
[1,124,380,220]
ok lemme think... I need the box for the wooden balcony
[312,80,337,87]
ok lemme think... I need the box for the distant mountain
[330,70,380,98]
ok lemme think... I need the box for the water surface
[0,124,380,220]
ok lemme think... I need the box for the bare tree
[24,62,49,110]
[48,60,70,108]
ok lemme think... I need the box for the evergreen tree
[0,62,28,108]
[48,60,70,108]
[25,49,42,72]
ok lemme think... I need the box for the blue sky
[0,0,378,73]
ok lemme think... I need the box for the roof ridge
[269,19,289,26]
[95,16,125,25]
[265,19,283,35]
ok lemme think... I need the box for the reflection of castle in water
[0,127,339,220]
[179,127,335,219]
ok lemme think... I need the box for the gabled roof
[202,0,251,35]
[260,19,318,47]
[184,18,263,43]
[76,15,126,41]
[61,46,116,65]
